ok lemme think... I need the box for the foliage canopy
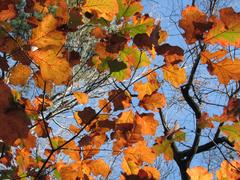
[0,0,240,179]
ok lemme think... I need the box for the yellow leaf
[73,92,88,104]
[163,65,187,88]
[187,166,213,180]
[9,64,31,86]
[82,0,119,21]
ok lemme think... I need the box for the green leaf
[220,122,240,142]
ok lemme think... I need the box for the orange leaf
[82,0,119,21]
[73,92,88,104]
[205,8,240,47]
[9,63,31,86]
[29,14,65,48]
[163,64,187,88]
[29,49,71,85]
[140,91,166,111]
[87,159,111,177]
[217,160,240,180]
[187,166,213,180]
[134,71,160,100]
[98,99,111,113]
[179,6,212,44]
[135,113,158,136]
[124,141,157,164]
[0,3,16,21]
[139,166,160,180]
[206,58,240,84]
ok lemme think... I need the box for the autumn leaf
[139,166,160,180]
[29,49,71,85]
[82,0,119,21]
[217,160,240,180]
[187,166,213,180]
[205,7,240,47]
[163,64,187,88]
[87,159,111,177]
[117,0,143,19]
[197,112,214,129]
[220,122,240,143]
[155,43,184,65]
[29,14,65,48]
[0,81,31,145]
[179,6,212,44]
[98,99,112,113]
[205,58,240,85]
[0,3,16,21]
[120,46,150,68]
[108,89,131,111]
[9,63,31,86]
[124,14,155,37]
[73,92,89,104]
[123,141,157,164]
[153,136,173,160]
[135,113,158,136]
[139,91,166,111]
[133,71,160,100]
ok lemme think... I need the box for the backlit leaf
[187,166,213,180]
[82,0,119,21]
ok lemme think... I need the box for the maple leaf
[82,0,119,21]
[205,7,240,47]
[179,6,212,44]
[187,166,213,180]
[139,91,166,111]
[9,63,31,86]
[162,64,187,88]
